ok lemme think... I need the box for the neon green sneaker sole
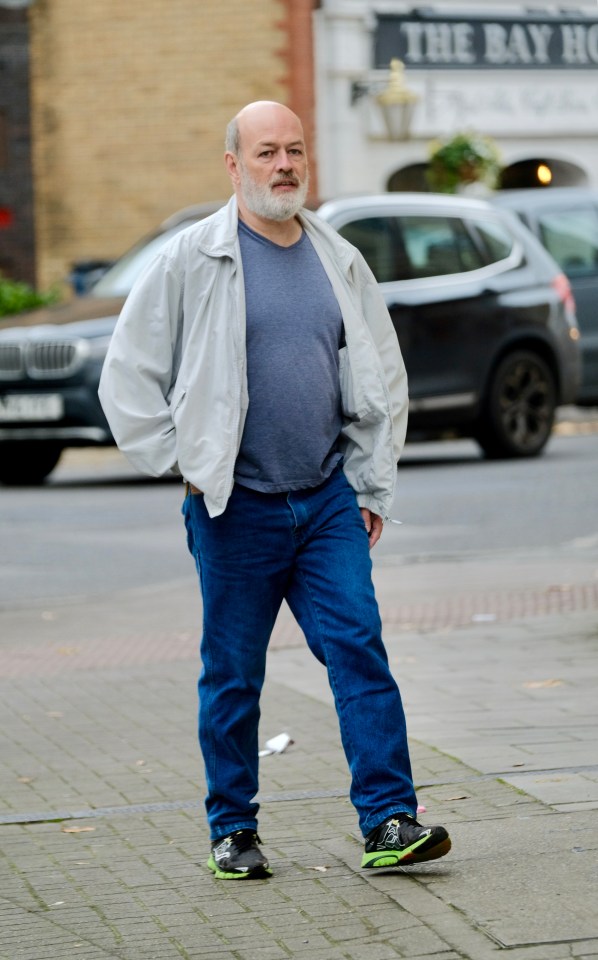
[362,834,451,869]
[207,854,272,880]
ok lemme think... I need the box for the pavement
[2,408,598,960]
[1,568,598,960]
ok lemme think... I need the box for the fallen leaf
[512,763,526,768]
[311,866,328,873]
[135,760,146,766]
[446,795,470,801]
[61,825,96,834]
[523,679,563,689]
[17,776,33,783]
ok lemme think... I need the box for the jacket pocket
[339,345,371,422]
[339,347,358,421]
[169,386,187,423]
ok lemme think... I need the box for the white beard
[239,164,309,222]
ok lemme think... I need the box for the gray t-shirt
[234,220,344,492]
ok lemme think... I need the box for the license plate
[0,393,64,422]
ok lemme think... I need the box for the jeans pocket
[181,494,196,557]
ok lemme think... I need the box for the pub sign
[375,12,598,69]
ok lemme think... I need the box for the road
[0,412,597,649]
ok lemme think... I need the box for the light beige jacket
[98,196,408,518]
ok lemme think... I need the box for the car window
[337,214,485,282]
[537,207,598,277]
[398,216,485,279]
[337,217,402,283]
[90,223,193,298]
[469,219,513,264]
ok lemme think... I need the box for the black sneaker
[362,814,451,869]
[207,830,272,879]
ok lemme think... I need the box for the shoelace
[231,830,261,852]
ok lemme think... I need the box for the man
[99,101,451,880]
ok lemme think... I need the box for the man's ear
[224,152,241,186]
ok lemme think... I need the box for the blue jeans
[182,466,417,840]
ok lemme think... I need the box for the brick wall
[29,0,288,289]
[279,0,319,202]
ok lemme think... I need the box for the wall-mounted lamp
[351,59,419,141]
[376,59,420,142]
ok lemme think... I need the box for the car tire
[476,350,556,459]
[0,441,63,485]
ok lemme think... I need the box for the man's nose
[275,150,293,169]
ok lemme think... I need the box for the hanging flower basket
[427,132,502,194]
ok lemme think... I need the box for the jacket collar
[195,196,240,258]
[299,208,357,276]
[194,195,357,276]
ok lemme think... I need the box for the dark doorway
[387,163,429,193]
[500,158,588,190]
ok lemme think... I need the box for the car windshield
[537,208,598,278]
[90,222,193,298]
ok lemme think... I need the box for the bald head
[225,101,304,158]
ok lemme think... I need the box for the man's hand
[360,508,383,549]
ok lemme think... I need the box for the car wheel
[0,441,64,485]
[476,350,556,459]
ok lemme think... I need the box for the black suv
[0,194,581,484]
[319,194,580,457]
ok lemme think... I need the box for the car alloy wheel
[477,349,556,459]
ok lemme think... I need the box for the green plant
[0,277,60,318]
[427,132,502,194]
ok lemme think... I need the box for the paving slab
[416,811,597,947]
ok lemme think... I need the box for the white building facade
[313,0,598,196]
